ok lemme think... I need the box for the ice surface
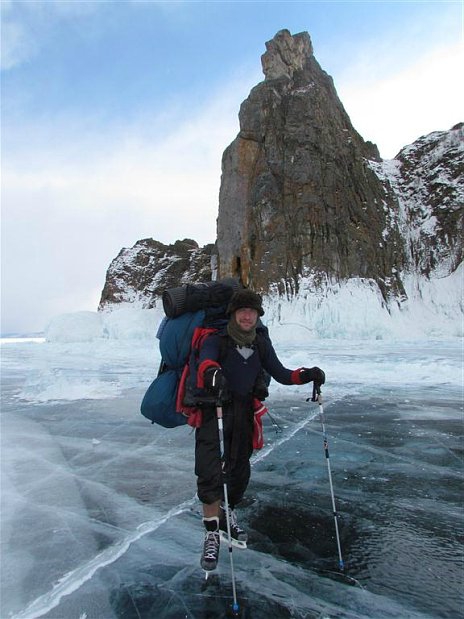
[1,305,463,618]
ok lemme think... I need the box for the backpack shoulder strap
[191,326,217,351]
[217,333,232,362]
[254,332,268,361]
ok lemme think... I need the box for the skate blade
[219,530,247,549]
[202,564,218,576]
[201,569,221,591]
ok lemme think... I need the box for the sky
[1,0,462,334]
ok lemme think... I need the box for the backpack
[140,281,271,446]
[140,282,237,428]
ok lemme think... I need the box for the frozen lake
[1,335,462,618]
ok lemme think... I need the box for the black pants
[195,396,254,507]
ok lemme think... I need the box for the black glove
[299,367,325,385]
[253,371,269,401]
[203,367,227,395]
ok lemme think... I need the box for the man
[194,289,325,570]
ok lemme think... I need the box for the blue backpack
[140,282,237,428]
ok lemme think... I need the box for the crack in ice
[10,499,195,619]
[11,404,324,619]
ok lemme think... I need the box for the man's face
[235,307,259,332]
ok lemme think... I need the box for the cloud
[327,3,463,159]
[0,0,198,72]
[1,72,257,333]
[0,0,103,71]
[0,10,37,70]
[3,72,250,236]
[337,42,463,158]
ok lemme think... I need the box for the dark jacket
[194,329,304,505]
[197,330,303,397]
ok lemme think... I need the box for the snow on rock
[99,239,214,310]
[371,123,463,279]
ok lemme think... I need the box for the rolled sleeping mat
[162,279,241,318]
[162,286,187,318]
[219,277,241,293]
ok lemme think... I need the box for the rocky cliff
[99,239,214,309]
[98,30,462,318]
[216,29,405,299]
[375,123,463,278]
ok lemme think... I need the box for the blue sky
[1,0,462,333]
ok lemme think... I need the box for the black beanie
[226,290,264,316]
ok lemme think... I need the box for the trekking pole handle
[305,381,322,404]
[311,381,322,402]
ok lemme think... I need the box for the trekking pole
[216,393,240,616]
[310,383,345,571]
[266,409,283,434]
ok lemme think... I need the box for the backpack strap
[192,327,220,388]
[254,332,268,362]
[217,332,232,362]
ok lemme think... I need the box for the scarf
[227,317,256,347]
